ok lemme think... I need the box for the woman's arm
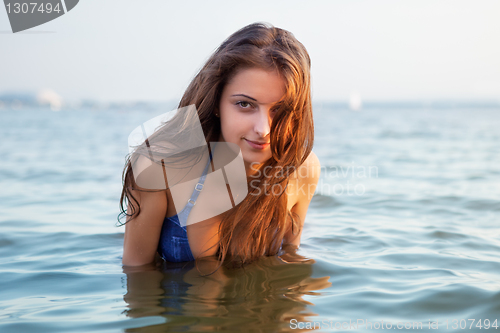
[283,151,321,247]
[122,187,167,266]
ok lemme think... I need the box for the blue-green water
[1,104,499,332]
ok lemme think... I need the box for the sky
[0,0,499,103]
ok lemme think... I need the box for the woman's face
[218,67,286,174]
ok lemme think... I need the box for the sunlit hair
[118,22,314,273]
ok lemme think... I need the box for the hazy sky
[1,0,499,102]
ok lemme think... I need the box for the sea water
[0,102,499,332]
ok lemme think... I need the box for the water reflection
[123,246,331,332]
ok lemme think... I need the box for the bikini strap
[186,149,213,205]
[177,143,216,224]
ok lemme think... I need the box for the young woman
[119,22,321,270]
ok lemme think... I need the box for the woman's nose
[254,108,272,138]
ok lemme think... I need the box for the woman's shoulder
[283,151,321,246]
[303,151,321,172]
[290,151,321,183]
[287,151,321,206]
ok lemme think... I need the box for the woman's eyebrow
[230,94,257,101]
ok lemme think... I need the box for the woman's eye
[236,101,251,108]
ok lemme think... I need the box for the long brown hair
[118,22,314,272]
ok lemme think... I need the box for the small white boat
[349,91,362,111]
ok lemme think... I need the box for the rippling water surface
[1,103,499,332]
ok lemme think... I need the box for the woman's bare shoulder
[304,151,321,172]
[283,152,321,246]
[290,151,321,182]
[122,185,168,266]
[286,152,321,206]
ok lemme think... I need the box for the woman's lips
[244,139,270,150]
